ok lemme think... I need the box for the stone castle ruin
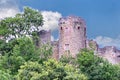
[59,16,86,58]
[39,16,120,64]
[1,16,118,64]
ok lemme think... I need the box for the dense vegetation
[0,7,120,80]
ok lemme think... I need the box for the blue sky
[18,0,120,38]
[1,0,120,48]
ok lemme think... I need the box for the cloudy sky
[1,0,120,48]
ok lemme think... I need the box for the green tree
[39,43,53,61]
[0,45,25,75]
[0,39,7,55]
[16,59,88,80]
[0,70,12,80]
[16,37,40,61]
[60,53,77,66]
[77,48,120,80]
[0,7,43,39]
[0,37,40,76]
[77,49,95,71]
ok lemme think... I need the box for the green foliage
[23,7,43,28]
[39,43,53,61]
[87,61,116,80]
[60,54,77,66]
[16,61,43,80]
[16,59,88,80]
[0,40,6,54]
[77,49,95,69]
[0,7,43,39]
[0,37,40,75]
[0,70,12,80]
[77,48,120,80]
[16,37,38,61]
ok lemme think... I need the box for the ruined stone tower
[37,15,120,64]
[58,16,86,58]
[38,30,51,46]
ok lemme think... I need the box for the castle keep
[59,16,86,58]
[40,16,120,64]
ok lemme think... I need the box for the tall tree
[0,37,40,76]
[0,7,43,39]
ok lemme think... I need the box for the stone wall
[98,46,120,64]
[58,16,86,58]
[38,30,51,46]
[51,41,59,59]
[37,15,120,64]
[86,39,120,64]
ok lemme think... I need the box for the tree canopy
[77,49,120,80]
[0,7,43,39]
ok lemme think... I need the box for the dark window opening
[61,27,62,30]
[84,28,86,36]
[78,27,80,29]
[60,22,62,24]
[65,50,70,54]
[63,22,65,24]
[117,55,120,58]
[75,21,79,24]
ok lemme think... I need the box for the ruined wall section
[38,30,51,46]
[86,40,98,54]
[51,41,59,59]
[86,39,120,64]
[97,46,120,64]
[59,16,86,58]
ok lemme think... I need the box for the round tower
[59,16,86,58]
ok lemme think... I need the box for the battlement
[59,16,86,28]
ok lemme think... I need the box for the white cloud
[0,0,62,41]
[41,11,62,31]
[0,0,19,19]
[0,0,62,31]
[94,36,120,48]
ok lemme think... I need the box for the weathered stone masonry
[39,16,120,64]
[58,16,86,58]
[0,15,119,64]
